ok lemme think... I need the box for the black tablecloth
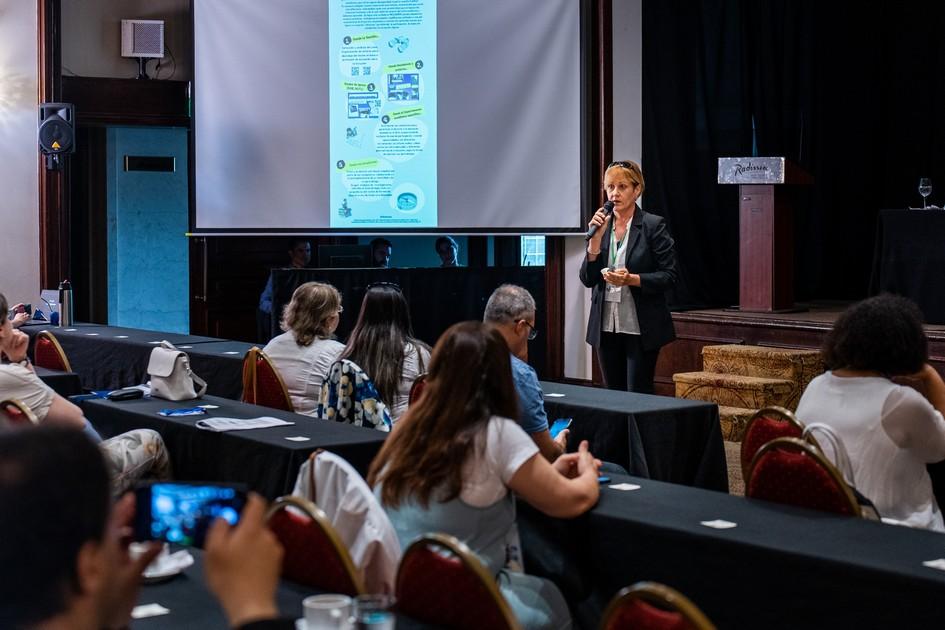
[35,366,82,397]
[519,474,945,630]
[134,550,431,629]
[870,209,945,324]
[24,324,249,398]
[79,395,386,500]
[539,382,727,492]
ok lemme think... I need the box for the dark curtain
[643,1,945,308]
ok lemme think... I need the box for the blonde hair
[605,159,645,196]
[280,282,341,347]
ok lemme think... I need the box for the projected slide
[329,0,438,228]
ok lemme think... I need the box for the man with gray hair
[484,284,568,461]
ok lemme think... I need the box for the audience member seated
[0,292,170,493]
[369,321,601,630]
[339,283,430,421]
[0,427,295,630]
[8,302,30,328]
[263,282,345,416]
[484,284,568,461]
[796,294,945,531]
[258,239,312,339]
[435,235,459,267]
[370,237,393,268]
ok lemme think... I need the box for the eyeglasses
[608,160,639,171]
[519,319,538,341]
[367,281,402,292]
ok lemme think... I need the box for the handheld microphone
[585,201,615,241]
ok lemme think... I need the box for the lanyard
[610,224,625,268]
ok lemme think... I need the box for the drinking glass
[350,594,396,630]
[919,177,932,209]
[303,594,352,629]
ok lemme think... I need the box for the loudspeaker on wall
[38,102,75,155]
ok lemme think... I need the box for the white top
[389,343,431,422]
[459,416,539,507]
[796,372,945,531]
[262,331,344,416]
[0,364,54,421]
[601,222,641,335]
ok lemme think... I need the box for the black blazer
[579,206,677,351]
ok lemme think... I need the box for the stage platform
[653,302,945,397]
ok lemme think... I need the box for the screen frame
[187,0,600,236]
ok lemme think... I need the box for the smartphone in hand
[549,417,572,439]
[134,481,248,548]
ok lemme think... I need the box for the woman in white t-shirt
[338,283,430,421]
[368,321,601,630]
[263,282,344,416]
[796,294,945,531]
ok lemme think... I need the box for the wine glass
[919,177,932,209]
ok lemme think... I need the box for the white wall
[564,0,643,379]
[61,0,191,80]
[0,0,40,304]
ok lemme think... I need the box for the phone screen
[549,417,572,439]
[134,482,247,547]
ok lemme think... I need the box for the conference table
[23,322,253,399]
[133,550,431,629]
[35,365,82,397]
[540,381,727,492]
[870,208,945,324]
[79,395,387,500]
[519,473,945,630]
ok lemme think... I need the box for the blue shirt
[510,355,549,435]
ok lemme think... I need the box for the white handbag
[147,340,208,401]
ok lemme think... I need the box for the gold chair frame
[35,330,73,372]
[739,405,804,479]
[600,581,717,630]
[746,437,861,517]
[0,398,40,426]
[242,346,294,411]
[265,494,366,594]
[397,532,521,630]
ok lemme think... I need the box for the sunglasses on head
[608,160,638,171]
[367,281,402,293]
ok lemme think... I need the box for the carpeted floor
[725,440,745,496]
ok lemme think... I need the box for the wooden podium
[718,157,813,312]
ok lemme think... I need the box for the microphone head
[603,200,615,214]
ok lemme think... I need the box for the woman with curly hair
[263,282,344,416]
[796,294,945,531]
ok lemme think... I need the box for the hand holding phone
[549,417,572,439]
[134,482,248,548]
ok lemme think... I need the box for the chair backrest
[0,399,40,426]
[241,347,294,411]
[317,359,391,431]
[407,372,427,407]
[34,330,72,372]
[266,495,365,596]
[739,406,804,478]
[746,437,861,517]
[396,533,520,630]
[600,581,716,630]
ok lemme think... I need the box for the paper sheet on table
[922,558,945,571]
[609,483,641,491]
[544,392,565,398]
[132,603,170,619]
[195,417,295,432]
[700,519,738,529]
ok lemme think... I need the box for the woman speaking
[579,160,677,393]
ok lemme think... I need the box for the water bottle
[58,279,74,327]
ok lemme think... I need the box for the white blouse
[263,331,344,416]
[796,372,945,531]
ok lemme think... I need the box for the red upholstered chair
[33,330,72,372]
[266,495,365,595]
[0,399,39,426]
[396,533,520,630]
[241,347,294,411]
[739,406,803,479]
[600,582,716,630]
[407,373,427,407]
[746,437,860,517]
